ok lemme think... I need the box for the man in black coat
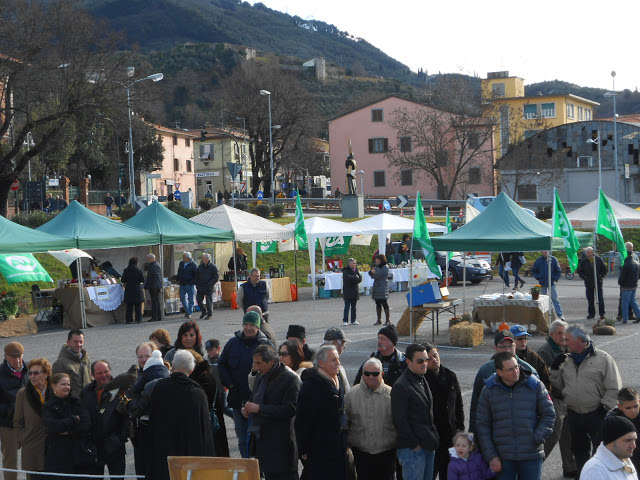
[195,253,219,320]
[353,324,406,387]
[150,350,214,480]
[143,253,162,322]
[79,360,128,476]
[242,344,301,480]
[0,342,27,480]
[576,247,607,320]
[391,343,439,480]
[424,343,464,480]
[341,258,362,326]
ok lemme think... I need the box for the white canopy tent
[565,197,640,229]
[350,213,447,255]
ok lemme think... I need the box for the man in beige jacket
[345,357,396,480]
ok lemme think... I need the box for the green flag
[0,254,53,284]
[413,192,441,278]
[294,192,308,249]
[553,190,580,272]
[256,241,277,254]
[596,189,627,262]
[324,236,352,255]
[445,207,453,260]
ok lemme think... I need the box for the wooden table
[472,294,556,334]
[397,299,461,340]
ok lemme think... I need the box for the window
[523,104,537,119]
[436,150,448,166]
[517,184,537,200]
[373,170,386,187]
[368,138,388,153]
[400,170,413,185]
[577,106,584,121]
[468,133,479,149]
[566,104,574,119]
[468,167,481,184]
[371,109,383,122]
[199,144,212,161]
[400,136,412,152]
[173,158,179,171]
[234,143,240,160]
[172,136,178,146]
[492,83,505,97]
[541,102,555,118]
[585,109,592,121]
[185,138,191,147]
[186,160,192,173]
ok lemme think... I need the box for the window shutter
[368,139,374,153]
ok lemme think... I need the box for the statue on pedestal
[345,139,357,195]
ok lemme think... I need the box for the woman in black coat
[42,373,91,478]
[121,257,145,324]
[341,258,362,326]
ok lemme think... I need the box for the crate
[165,299,181,314]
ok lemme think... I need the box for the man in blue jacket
[176,252,197,319]
[476,351,555,479]
[532,251,564,320]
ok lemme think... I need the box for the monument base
[341,195,364,218]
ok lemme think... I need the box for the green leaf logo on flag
[257,241,277,254]
[294,192,308,250]
[413,192,442,278]
[324,236,351,255]
[0,254,53,284]
[596,189,627,262]
[553,190,580,272]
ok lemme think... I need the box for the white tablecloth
[307,272,374,291]
[86,284,124,312]
[473,293,553,312]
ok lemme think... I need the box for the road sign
[257,190,264,200]
[396,195,408,208]
[174,183,180,190]
[173,190,181,200]
[10,180,19,192]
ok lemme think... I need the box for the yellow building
[482,71,599,157]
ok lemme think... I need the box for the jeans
[512,267,521,287]
[541,284,563,317]
[621,289,640,323]
[585,282,605,318]
[180,284,195,315]
[567,408,604,475]
[397,447,434,480]
[499,264,510,287]
[497,459,543,480]
[343,299,357,323]
[232,408,249,458]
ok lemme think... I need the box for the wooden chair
[168,456,260,480]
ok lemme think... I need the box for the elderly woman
[42,373,90,477]
[149,329,173,358]
[121,257,145,324]
[14,358,52,478]
[164,321,205,364]
[369,254,390,325]
[278,340,313,376]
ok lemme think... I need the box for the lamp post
[259,89,274,203]
[611,71,619,200]
[587,137,602,191]
[23,132,35,181]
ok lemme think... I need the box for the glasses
[28,371,43,376]
[363,371,381,377]
[278,351,290,357]
[414,358,428,364]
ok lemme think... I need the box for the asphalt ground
[5,273,640,479]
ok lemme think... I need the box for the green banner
[0,254,53,284]
[257,241,278,254]
[324,236,352,255]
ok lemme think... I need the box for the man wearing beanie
[0,342,26,480]
[286,324,315,362]
[581,416,637,479]
[218,310,272,458]
[354,324,406,387]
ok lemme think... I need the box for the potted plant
[530,284,541,300]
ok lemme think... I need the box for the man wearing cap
[0,342,27,480]
[286,324,314,362]
[581,416,637,479]
[469,330,538,434]
[205,339,221,365]
[353,324,406,387]
[322,327,351,394]
[53,328,92,399]
[511,324,550,390]
[218,311,272,458]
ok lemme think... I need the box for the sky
[249,0,640,92]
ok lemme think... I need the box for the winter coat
[150,373,214,480]
[345,380,396,454]
[249,362,301,473]
[228,253,248,272]
[0,360,27,427]
[52,345,92,400]
[510,252,525,270]
[353,348,406,387]
[341,265,362,301]
[390,368,439,451]
[369,264,390,300]
[239,279,269,313]
[41,394,90,475]
[550,342,622,414]
[618,255,640,289]
[295,367,348,480]
[425,365,465,449]
[121,264,144,304]
[576,253,607,287]
[607,407,640,473]
[195,262,219,294]
[164,344,205,365]
[447,450,494,480]
[14,383,51,471]
[217,330,272,408]
[144,261,162,290]
[580,442,637,480]
[476,372,555,463]
[516,348,551,390]
[176,260,197,286]
[531,254,561,287]
[191,360,229,457]
[536,336,566,368]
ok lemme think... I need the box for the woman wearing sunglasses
[278,340,313,376]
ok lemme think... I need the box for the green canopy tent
[0,215,75,253]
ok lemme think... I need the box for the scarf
[570,342,595,366]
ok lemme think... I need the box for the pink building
[329,95,496,199]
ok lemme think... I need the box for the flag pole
[410,233,415,342]
[549,188,555,326]
[294,237,298,301]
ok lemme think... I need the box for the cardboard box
[164,285,180,300]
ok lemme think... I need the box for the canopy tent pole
[462,253,467,314]
[294,237,298,300]
[547,250,552,325]
[159,243,165,321]
[78,257,87,329]
[410,236,414,341]
[233,240,238,290]
[310,236,316,300]
[251,241,257,269]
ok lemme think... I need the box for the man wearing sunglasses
[345,358,396,480]
[391,343,439,480]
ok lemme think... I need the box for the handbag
[519,255,526,265]
[209,384,221,433]
[504,261,512,272]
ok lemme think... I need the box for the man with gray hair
[177,251,197,319]
[144,253,162,322]
[195,252,219,320]
[149,349,214,480]
[345,357,396,480]
[577,246,607,320]
[238,267,269,316]
[619,241,640,324]
[550,324,622,475]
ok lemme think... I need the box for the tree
[217,62,322,197]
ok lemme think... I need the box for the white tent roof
[191,205,293,242]
[566,197,640,229]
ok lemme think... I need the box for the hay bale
[0,315,37,338]
[449,322,484,347]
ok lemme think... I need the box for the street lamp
[587,137,602,190]
[604,71,620,200]
[23,132,35,182]
[259,89,274,203]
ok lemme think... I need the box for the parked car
[435,251,493,285]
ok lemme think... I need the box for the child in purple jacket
[448,431,495,480]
